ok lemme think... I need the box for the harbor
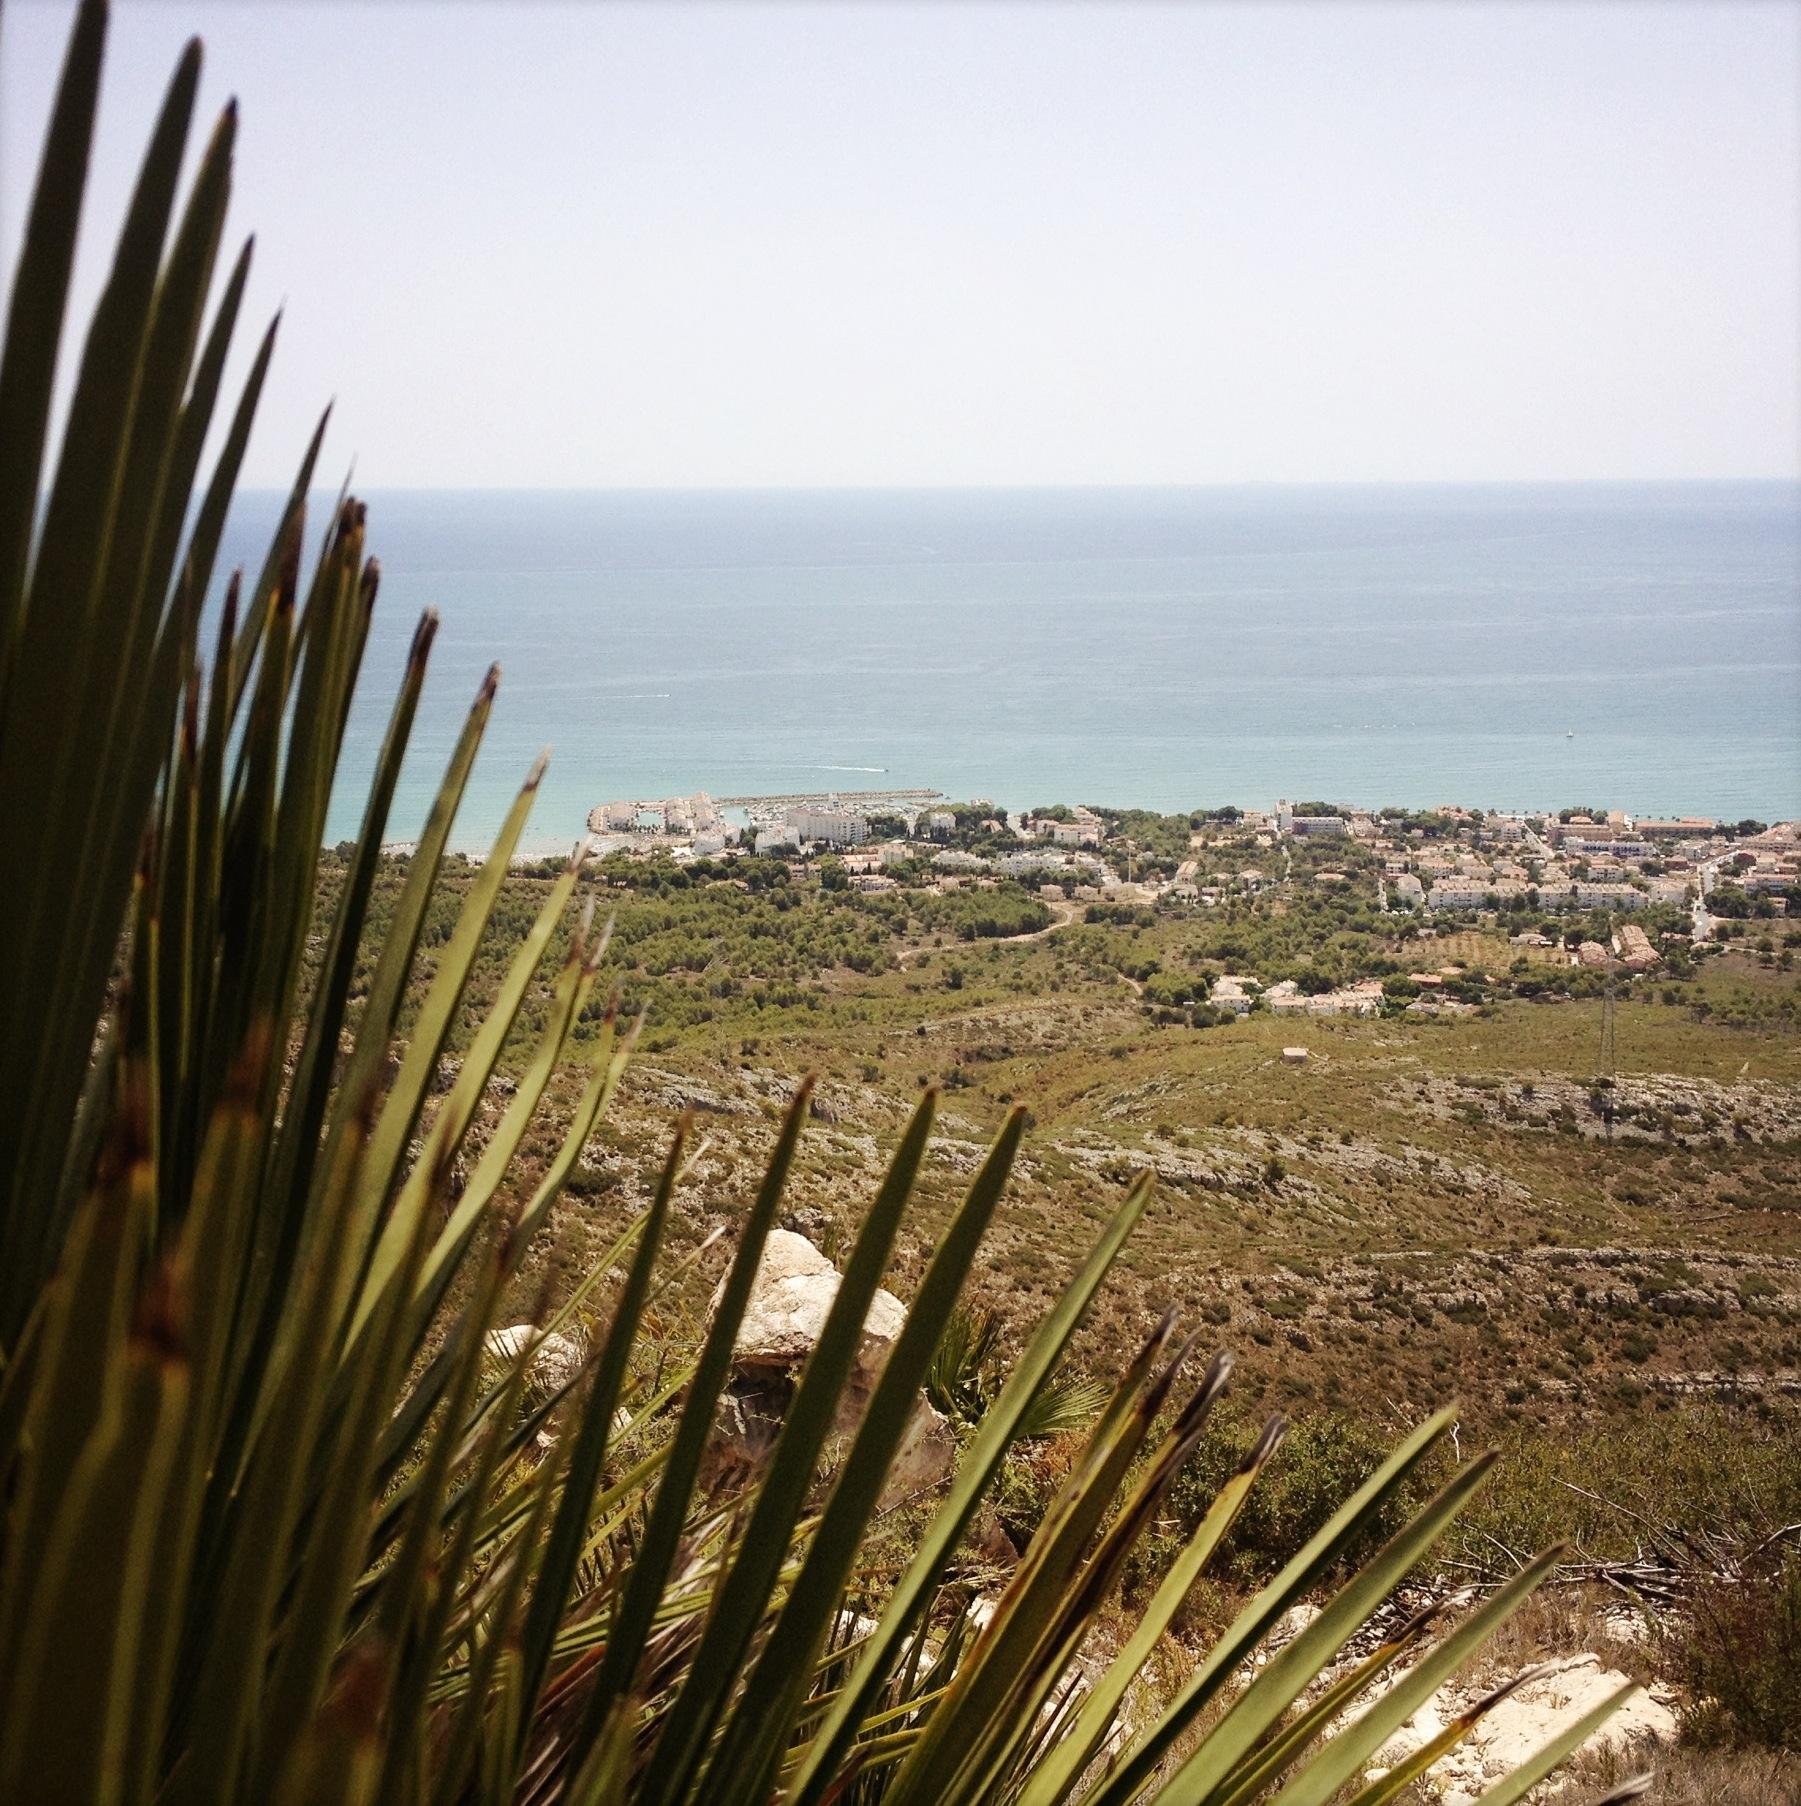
[587,787,946,853]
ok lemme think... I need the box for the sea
[213,483,1801,855]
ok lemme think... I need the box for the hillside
[344,846,1799,1444]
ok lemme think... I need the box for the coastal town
[580,789,1799,1001]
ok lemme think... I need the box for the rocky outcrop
[704,1380,789,1490]
[722,1229,908,1409]
[1364,1652,1675,1803]
[880,1396,958,1511]
[701,1231,957,1504]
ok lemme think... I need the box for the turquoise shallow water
[214,483,1801,853]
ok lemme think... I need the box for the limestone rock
[700,1231,955,1504]
[878,1397,958,1510]
[1365,1652,1674,1799]
[702,1377,790,1492]
[780,1203,832,1242]
[485,1325,584,1406]
[1463,1654,1675,1773]
[720,1229,906,1402]
[1369,1695,1447,1766]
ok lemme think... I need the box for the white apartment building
[1427,878,1526,911]
[787,808,868,847]
[1566,882,1650,910]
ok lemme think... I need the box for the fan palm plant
[927,1304,1110,1442]
[0,5,1646,1803]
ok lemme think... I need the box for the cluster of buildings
[581,786,1797,931]
[1374,812,1732,916]
[1614,923,1660,970]
[1204,972,1464,1020]
[587,791,740,856]
[1277,804,1801,926]
[587,789,951,860]
[589,791,729,843]
[1018,806,1105,848]
[1715,838,1801,897]
[1246,802,1737,916]
[585,786,1119,869]
[830,842,1113,896]
[1262,976,1388,1017]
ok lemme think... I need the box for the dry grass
[1566,1743,1801,1805]
[1414,929,1567,970]
[1457,1586,1659,1691]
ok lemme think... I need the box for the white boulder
[701,1231,956,1503]
[721,1229,907,1401]
[485,1324,584,1405]
[878,1397,958,1510]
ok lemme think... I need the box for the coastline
[412,791,1800,865]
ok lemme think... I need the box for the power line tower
[1597,978,1617,1141]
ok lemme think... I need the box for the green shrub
[1670,1555,1801,1749]
[1160,1410,1419,1587]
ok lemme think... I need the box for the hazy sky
[3,0,1798,487]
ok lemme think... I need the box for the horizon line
[240,474,1801,495]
